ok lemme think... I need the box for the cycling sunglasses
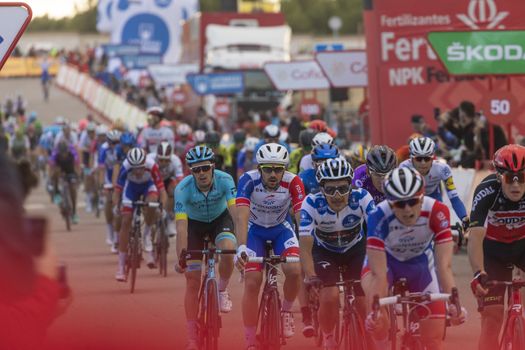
[260,165,285,174]
[502,171,525,184]
[322,184,350,196]
[369,170,389,178]
[390,197,421,209]
[191,165,212,174]
[413,156,433,163]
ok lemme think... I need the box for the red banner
[364,0,525,148]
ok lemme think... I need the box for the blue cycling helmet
[120,132,136,147]
[186,145,214,165]
[312,143,340,162]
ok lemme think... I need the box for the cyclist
[235,143,305,349]
[174,123,194,159]
[147,141,183,235]
[54,121,78,149]
[299,132,334,173]
[113,148,167,281]
[468,144,525,350]
[300,143,340,195]
[98,130,122,252]
[289,129,316,174]
[9,128,30,161]
[254,124,291,155]
[78,123,97,212]
[138,106,175,153]
[352,145,397,204]
[300,158,376,349]
[229,130,247,181]
[49,140,80,224]
[193,130,206,146]
[347,143,369,170]
[174,145,237,350]
[236,136,259,181]
[205,131,231,173]
[364,167,465,349]
[400,137,468,228]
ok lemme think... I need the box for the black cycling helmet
[205,131,221,145]
[299,129,317,149]
[366,145,397,174]
[233,130,247,144]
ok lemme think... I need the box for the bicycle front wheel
[203,279,220,350]
[260,290,281,350]
[158,222,168,277]
[342,311,367,350]
[129,231,139,294]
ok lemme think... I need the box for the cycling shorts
[312,237,365,295]
[104,168,114,188]
[121,180,158,214]
[245,220,300,273]
[163,178,177,194]
[482,238,525,307]
[81,151,90,168]
[186,210,236,271]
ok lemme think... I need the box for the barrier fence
[0,57,61,78]
[55,64,148,130]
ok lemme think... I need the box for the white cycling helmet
[256,143,289,166]
[146,106,164,115]
[194,130,206,143]
[55,116,66,125]
[127,148,146,168]
[177,123,192,136]
[157,141,173,160]
[263,124,280,139]
[96,124,109,136]
[244,137,259,152]
[316,158,353,183]
[106,130,122,142]
[409,137,435,157]
[383,167,425,201]
[312,132,334,147]
[86,122,97,132]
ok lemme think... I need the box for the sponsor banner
[428,30,525,75]
[102,44,141,57]
[0,57,60,78]
[97,0,114,33]
[264,60,330,91]
[315,51,368,87]
[148,63,198,86]
[0,3,32,70]
[364,0,525,148]
[120,54,163,69]
[298,98,322,119]
[187,72,244,95]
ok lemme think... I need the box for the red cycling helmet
[493,144,525,173]
[308,120,328,133]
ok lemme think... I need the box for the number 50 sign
[481,90,518,125]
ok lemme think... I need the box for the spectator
[411,114,437,139]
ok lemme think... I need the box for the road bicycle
[58,175,76,231]
[181,237,236,350]
[478,279,525,350]
[154,210,169,277]
[244,241,300,350]
[372,278,460,350]
[123,199,159,294]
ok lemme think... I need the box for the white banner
[264,61,330,91]
[0,3,31,69]
[316,51,368,88]
[148,63,198,86]
[96,0,114,33]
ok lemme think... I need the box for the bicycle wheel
[508,317,525,350]
[260,290,281,350]
[312,304,322,347]
[203,279,220,350]
[349,311,367,350]
[62,185,71,231]
[129,228,140,294]
[157,220,168,277]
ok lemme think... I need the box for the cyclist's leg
[213,211,236,290]
[166,180,177,235]
[116,183,134,279]
[243,222,265,348]
[104,172,115,245]
[339,238,367,319]
[69,175,78,219]
[144,183,159,266]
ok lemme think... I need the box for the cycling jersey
[174,140,194,159]
[299,154,314,173]
[236,170,305,227]
[470,174,525,243]
[289,148,305,174]
[175,170,236,223]
[299,168,320,194]
[400,159,467,219]
[300,189,375,253]
[146,153,184,182]
[352,164,385,204]
[138,126,175,154]
[236,149,257,174]
[50,145,78,175]
[54,131,78,148]
[98,142,123,185]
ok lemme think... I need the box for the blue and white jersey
[299,168,320,195]
[299,188,376,253]
[98,142,120,170]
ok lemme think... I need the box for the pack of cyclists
[12,104,525,350]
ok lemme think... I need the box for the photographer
[0,153,66,349]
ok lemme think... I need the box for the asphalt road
[2,78,481,350]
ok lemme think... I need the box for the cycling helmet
[120,132,136,147]
[312,143,340,162]
[493,144,525,173]
[308,120,328,133]
[106,130,122,143]
[316,158,353,183]
[367,145,397,174]
[205,131,221,145]
[96,124,109,136]
[312,132,334,147]
[146,106,164,118]
[55,116,66,125]
[157,141,173,160]
[177,123,192,136]
[349,143,369,163]
[244,137,259,152]
[233,130,247,144]
[409,137,435,157]
[299,129,316,149]
[194,130,206,144]
[186,145,214,165]
[383,167,424,201]
[127,148,146,168]
[256,143,289,166]
[86,122,97,132]
[263,124,280,139]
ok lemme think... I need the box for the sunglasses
[260,165,285,174]
[414,156,433,163]
[390,197,421,209]
[502,171,525,184]
[322,184,350,196]
[191,165,212,174]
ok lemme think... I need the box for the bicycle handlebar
[477,279,525,312]
[374,292,451,308]
[186,248,237,256]
[450,222,464,248]
[122,200,160,208]
[246,255,300,264]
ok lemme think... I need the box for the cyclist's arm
[113,165,127,205]
[151,163,167,207]
[430,202,455,293]
[468,227,486,274]
[289,175,306,227]
[298,198,316,278]
[366,209,389,302]
[174,186,188,258]
[235,173,253,246]
[441,164,467,219]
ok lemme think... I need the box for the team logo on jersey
[440,220,449,229]
[472,187,495,211]
[318,261,331,269]
[490,212,525,229]
[263,194,277,205]
[342,214,360,228]
[445,177,456,191]
[284,237,298,248]
[300,210,313,226]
